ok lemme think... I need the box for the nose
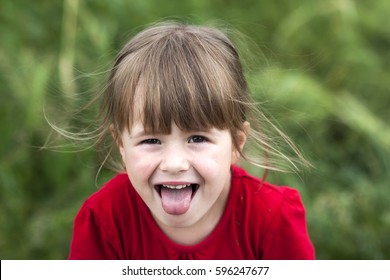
[159,144,190,174]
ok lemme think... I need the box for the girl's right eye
[141,139,161,145]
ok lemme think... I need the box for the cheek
[125,151,152,171]
[193,145,233,178]
[122,149,156,180]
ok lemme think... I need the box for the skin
[116,120,248,245]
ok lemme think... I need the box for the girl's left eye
[188,135,208,143]
[141,138,161,145]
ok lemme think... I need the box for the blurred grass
[1,0,389,259]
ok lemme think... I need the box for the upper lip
[153,181,200,192]
[161,184,191,189]
[153,181,200,198]
[154,180,199,186]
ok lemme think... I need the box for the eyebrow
[128,124,148,139]
[129,124,216,139]
[130,129,150,139]
[129,125,164,138]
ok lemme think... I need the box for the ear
[232,121,250,165]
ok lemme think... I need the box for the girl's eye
[141,138,161,145]
[188,135,208,143]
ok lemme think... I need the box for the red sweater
[68,165,315,259]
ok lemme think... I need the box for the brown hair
[49,21,310,175]
[103,22,250,167]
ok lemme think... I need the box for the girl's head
[76,21,308,175]
[103,22,250,169]
[96,22,258,232]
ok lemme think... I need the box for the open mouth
[154,184,199,197]
[154,184,200,215]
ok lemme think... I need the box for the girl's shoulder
[230,165,307,218]
[78,173,135,212]
[230,166,313,255]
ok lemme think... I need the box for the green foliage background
[1,0,389,259]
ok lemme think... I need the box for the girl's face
[118,120,246,236]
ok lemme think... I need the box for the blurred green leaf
[1,0,389,260]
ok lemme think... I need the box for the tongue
[160,187,193,215]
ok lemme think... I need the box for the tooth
[162,184,191,189]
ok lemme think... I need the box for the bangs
[109,24,248,135]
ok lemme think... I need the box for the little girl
[67,21,315,259]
